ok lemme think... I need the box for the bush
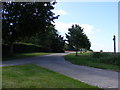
[100,50,103,52]
[92,52,102,58]
[13,43,42,53]
[2,43,43,57]
[106,54,120,66]
[92,52,119,66]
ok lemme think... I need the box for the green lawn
[3,52,53,61]
[64,52,120,71]
[2,64,101,88]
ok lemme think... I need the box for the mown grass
[3,52,53,61]
[64,52,120,71]
[2,64,101,88]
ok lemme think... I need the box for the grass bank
[64,52,120,71]
[2,64,100,88]
[3,52,53,61]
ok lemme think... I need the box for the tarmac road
[1,53,119,89]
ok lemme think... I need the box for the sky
[52,2,118,52]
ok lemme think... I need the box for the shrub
[92,52,119,66]
[92,52,102,58]
[100,50,103,52]
[2,43,43,57]
[13,43,42,53]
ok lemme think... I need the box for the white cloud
[54,22,72,36]
[80,24,94,35]
[54,22,98,39]
[52,9,67,16]
[95,29,101,32]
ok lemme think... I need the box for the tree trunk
[76,50,78,56]
[80,48,82,54]
[10,43,14,55]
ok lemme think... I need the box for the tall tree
[28,25,65,52]
[49,29,65,52]
[66,24,91,56]
[2,2,59,54]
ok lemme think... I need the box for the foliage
[2,43,42,57]
[2,2,58,43]
[3,52,53,60]
[100,50,103,52]
[92,52,120,66]
[29,26,65,52]
[92,52,103,58]
[2,2,59,54]
[66,24,91,55]
[2,64,100,88]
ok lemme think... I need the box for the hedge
[2,43,43,57]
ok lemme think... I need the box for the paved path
[1,53,119,89]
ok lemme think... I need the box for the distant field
[64,52,120,71]
[2,64,100,88]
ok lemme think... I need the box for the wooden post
[113,35,116,55]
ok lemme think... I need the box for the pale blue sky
[53,2,118,52]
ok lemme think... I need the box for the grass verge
[3,52,53,61]
[64,52,120,71]
[2,64,101,88]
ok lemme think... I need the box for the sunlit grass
[2,64,101,88]
[64,52,120,71]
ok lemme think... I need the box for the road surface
[1,53,119,89]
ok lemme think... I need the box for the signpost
[113,35,116,56]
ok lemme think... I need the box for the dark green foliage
[92,52,120,66]
[66,24,91,55]
[92,52,103,58]
[2,2,59,54]
[2,2,58,43]
[29,26,65,53]
[49,29,65,52]
[100,50,103,52]
[13,44,42,53]
[2,43,43,57]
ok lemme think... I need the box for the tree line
[2,1,91,56]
